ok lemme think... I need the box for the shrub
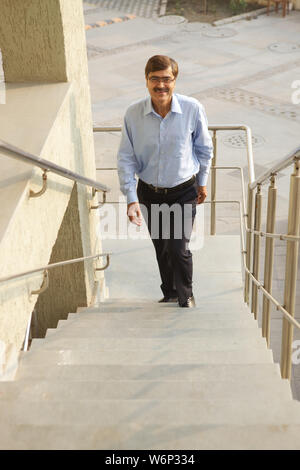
[229,0,247,14]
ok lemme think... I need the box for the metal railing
[0,138,110,205]
[0,137,113,286]
[0,136,113,349]
[207,138,300,380]
[0,252,111,288]
[0,252,111,351]
[94,125,300,381]
[245,147,300,379]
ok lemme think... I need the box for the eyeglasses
[148,76,175,84]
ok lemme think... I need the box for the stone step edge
[2,423,300,450]
[1,377,291,387]
[0,380,292,400]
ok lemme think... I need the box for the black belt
[140,175,196,194]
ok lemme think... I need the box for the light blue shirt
[117,93,213,204]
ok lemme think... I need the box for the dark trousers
[137,179,198,304]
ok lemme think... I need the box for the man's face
[146,66,176,106]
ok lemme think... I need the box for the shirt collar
[144,94,182,116]
[171,94,182,114]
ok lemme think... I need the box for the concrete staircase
[1,235,300,449]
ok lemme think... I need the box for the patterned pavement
[85,14,136,30]
[84,0,162,18]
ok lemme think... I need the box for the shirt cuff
[196,172,208,187]
[127,189,138,205]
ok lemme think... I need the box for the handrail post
[244,185,254,303]
[262,174,277,346]
[280,159,300,379]
[210,130,217,235]
[29,169,48,198]
[251,184,262,319]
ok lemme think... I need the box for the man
[117,55,213,307]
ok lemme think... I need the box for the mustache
[154,88,169,92]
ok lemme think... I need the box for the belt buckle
[155,187,168,194]
[153,185,168,194]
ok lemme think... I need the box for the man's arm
[192,103,213,204]
[117,115,142,225]
[117,115,139,204]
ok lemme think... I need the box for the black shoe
[179,295,196,308]
[158,296,178,303]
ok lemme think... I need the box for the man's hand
[197,186,207,204]
[127,202,143,226]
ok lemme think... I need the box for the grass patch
[166,0,263,23]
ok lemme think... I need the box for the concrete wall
[0,0,104,363]
[0,0,67,82]
[0,86,75,349]
[58,0,104,305]
[32,184,87,339]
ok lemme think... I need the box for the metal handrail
[248,156,300,380]
[209,125,255,183]
[0,138,110,194]
[216,155,300,381]
[204,196,300,331]
[1,251,111,352]
[249,146,300,190]
[205,175,300,332]
[0,252,111,284]
[228,182,300,241]
[246,229,300,242]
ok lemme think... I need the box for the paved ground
[84,0,162,18]
[83,1,300,399]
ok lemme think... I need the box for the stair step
[0,378,292,402]
[62,313,258,329]
[45,326,267,339]
[15,363,282,382]
[19,348,274,366]
[83,301,252,313]
[2,423,300,449]
[71,310,253,321]
[1,399,300,426]
[30,335,268,351]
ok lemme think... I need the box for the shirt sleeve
[192,103,213,186]
[117,114,139,204]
